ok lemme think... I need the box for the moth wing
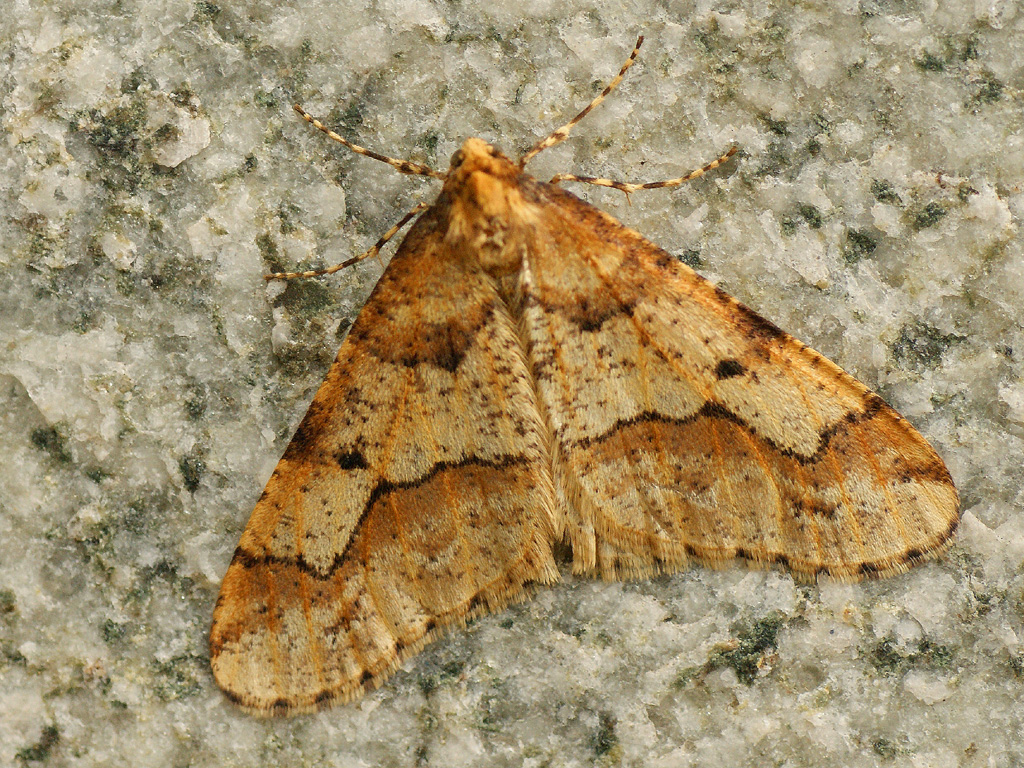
[520,184,959,581]
[211,209,560,715]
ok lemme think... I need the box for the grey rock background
[1,1,1022,766]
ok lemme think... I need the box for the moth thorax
[444,164,535,277]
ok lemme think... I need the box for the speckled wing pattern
[518,182,958,582]
[211,138,958,715]
[210,205,560,715]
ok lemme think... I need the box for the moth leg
[264,202,430,281]
[293,104,445,180]
[548,146,738,199]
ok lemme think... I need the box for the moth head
[441,137,539,276]
[445,137,518,181]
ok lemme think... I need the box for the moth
[210,37,959,715]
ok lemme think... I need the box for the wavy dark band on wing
[563,398,950,482]
[229,452,533,580]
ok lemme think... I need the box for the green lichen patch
[417,658,466,696]
[760,114,790,137]
[872,736,908,759]
[753,140,793,178]
[274,279,334,320]
[797,203,824,229]
[0,589,17,618]
[256,232,285,274]
[16,724,60,764]
[329,101,366,136]
[914,51,946,72]
[967,71,1004,108]
[120,67,155,95]
[277,201,302,235]
[957,182,979,202]
[677,248,703,268]
[178,449,207,493]
[253,90,278,110]
[31,424,72,463]
[101,618,129,644]
[81,98,147,157]
[475,680,513,733]
[184,381,209,421]
[868,636,956,676]
[844,229,878,264]
[154,653,205,702]
[72,96,151,191]
[707,613,785,684]
[418,131,440,157]
[913,33,981,74]
[891,321,965,370]
[193,1,221,22]
[1009,653,1024,679]
[672,664,703,689]
[870,638,905,675]
[284,39,314,95]
[871,179,903,206]
[591,711,619,758]
[911,201,947,230]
